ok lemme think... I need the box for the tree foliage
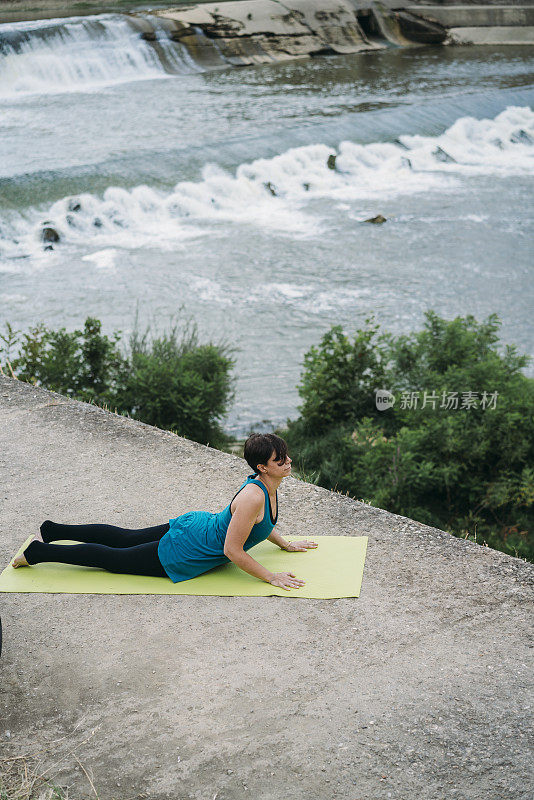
[280,311,534,562]
[1,314,235,449]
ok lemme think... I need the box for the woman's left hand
[283,540,318,552]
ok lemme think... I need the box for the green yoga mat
[0,535,367,598]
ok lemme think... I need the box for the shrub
[0,312,236,449]
[2,317,127,404]
[280,311,534,562]
[112,315,235,449]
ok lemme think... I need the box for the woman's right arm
[223,491,305,590]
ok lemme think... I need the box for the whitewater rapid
[1,105,532,264]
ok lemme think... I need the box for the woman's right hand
[269,571,305,590]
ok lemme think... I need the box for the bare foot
[12,532,42,568]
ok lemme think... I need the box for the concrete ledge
[1,374,533,799]
[405,4,534,26]
[404,0,534,5]
[448,23,534,40]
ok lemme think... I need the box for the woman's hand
[283,540,318,552]
[269,572,306,590]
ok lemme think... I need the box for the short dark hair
[243,433,288,474]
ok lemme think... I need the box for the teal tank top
[157,473,278,583]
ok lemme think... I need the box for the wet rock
[264,181,277,196]
[67,199,81,212]
[401,157,412,169]
[510,128,533,145]
[432,146,456,163]
[396,10,447,44]
[129,15,157,39]
[151,0,382,63]
[327,154,337,170]
[303,182,310,191]
[363,214,387,224]
[44,245,54,251]
[93,218,103,228]
[40,225,60,244]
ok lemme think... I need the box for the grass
[0,725,101,800]
[0,754,69,800]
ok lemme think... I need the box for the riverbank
[3,0,534,47]
[0,1,198,24]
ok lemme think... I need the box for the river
[1,9,533,436]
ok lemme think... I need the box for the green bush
[295,317,391,435]
[280,311,534,562]
[0,313,236,449]
[1,317,128,404]
[112,316,235,449]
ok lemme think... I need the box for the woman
[12,433,317,591]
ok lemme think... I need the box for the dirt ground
[0,374,532,800]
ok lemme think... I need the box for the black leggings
[24,520,170,578]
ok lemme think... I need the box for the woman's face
[261,449,292,477]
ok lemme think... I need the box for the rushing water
[1,12,533,436]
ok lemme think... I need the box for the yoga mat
[0,535,367,598]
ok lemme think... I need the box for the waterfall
[0,14,198,97]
